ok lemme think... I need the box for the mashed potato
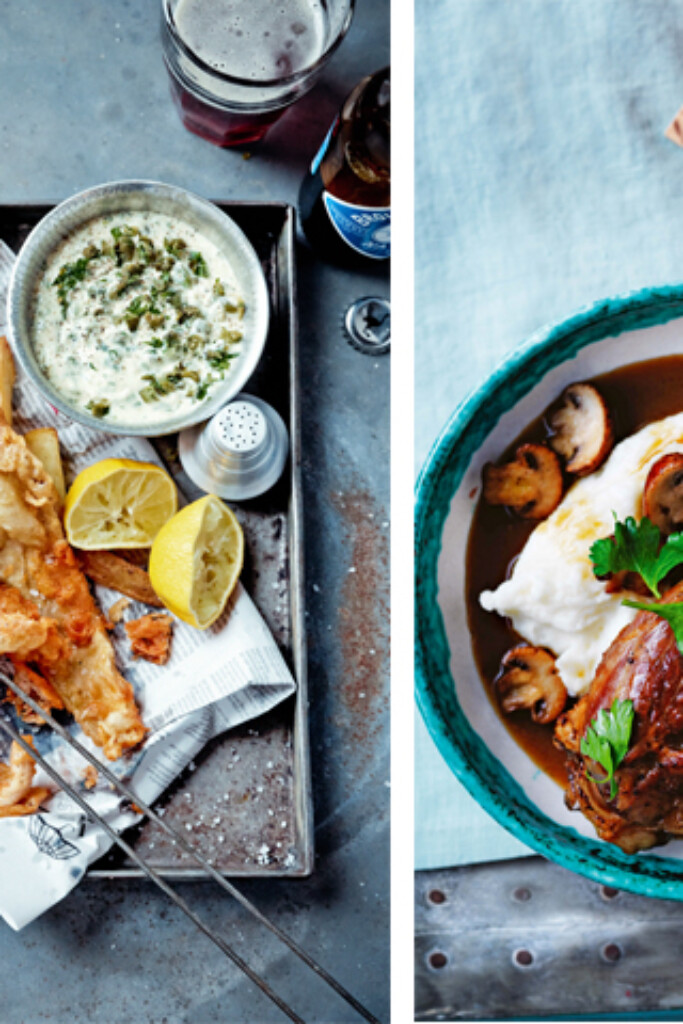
[480,411,683,696]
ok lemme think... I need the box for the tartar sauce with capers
[31,212,246,426]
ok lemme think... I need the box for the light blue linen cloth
[415,0,683,870]
[414,712,531,869]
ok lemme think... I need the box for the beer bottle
[298,67,390,265]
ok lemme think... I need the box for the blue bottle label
[322,193,391,260]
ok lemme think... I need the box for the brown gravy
[466,354,683,787]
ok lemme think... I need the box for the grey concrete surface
[0,2,390,1022]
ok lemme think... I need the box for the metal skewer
[0,673,380,1024]
[0,714,305,1024]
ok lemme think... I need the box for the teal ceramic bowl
[415,286,683,898]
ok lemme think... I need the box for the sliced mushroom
[643,452,683,535]
[482,443,563,519]
[495,645,567,724]
[547,383,613,476]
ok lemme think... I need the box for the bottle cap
[343,296,391,354]
[178,393,289,501]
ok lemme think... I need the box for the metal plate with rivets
[416,857,683,1020]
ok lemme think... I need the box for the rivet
[514,949,533,967]
[429,951,448,969]
[428,889,446,905]
[603,943,621,962]
[513,886,531,902]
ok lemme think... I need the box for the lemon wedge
[148,495,244,629]
[64,458,178,549]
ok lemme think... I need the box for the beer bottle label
[322,193,391,260]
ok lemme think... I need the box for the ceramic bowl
[6,180,269,436]
[415,285,683,898]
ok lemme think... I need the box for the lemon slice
[64,458,178,549]
[148,495,244,629]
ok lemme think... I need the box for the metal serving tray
[0,201,313,878]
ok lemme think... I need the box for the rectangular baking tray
[0,201,314,878]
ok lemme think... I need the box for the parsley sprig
[580,698,634,800]
[590,515,683,598]
[623,598,683,648]
[590,514,683,653]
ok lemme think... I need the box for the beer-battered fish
[0,420,145,760]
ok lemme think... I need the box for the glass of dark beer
[161,0,355,148]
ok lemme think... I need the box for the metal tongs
[0,672,381,1024]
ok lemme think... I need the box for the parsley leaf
[188,251,208,277]
[623,598,683,655]
[52,257,91,315]
[580,698,634,800]
[207,349,236,371]
[590,515,683,597]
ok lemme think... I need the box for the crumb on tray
[125,613,174,665]
[107,596,131,627]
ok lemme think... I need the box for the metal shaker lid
[178,394,289,501]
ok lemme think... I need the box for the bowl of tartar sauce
[7,180,269,435]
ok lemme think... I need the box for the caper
[86,399,110,418]
[224,299,246,319]
[136,238,156,263]
[140,385,159,404]
[165,238,187,256]
[109,273,129,299]
[114,236,135,264]
[177,306,201,324]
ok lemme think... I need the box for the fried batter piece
[0,420,146,760]
[125,613,174,665]
[3,658,64,725]
[0,738,51,817]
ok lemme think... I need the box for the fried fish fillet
[0,738,51,817]
[0,420,145,760]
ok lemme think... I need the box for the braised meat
[555,581,683,852]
